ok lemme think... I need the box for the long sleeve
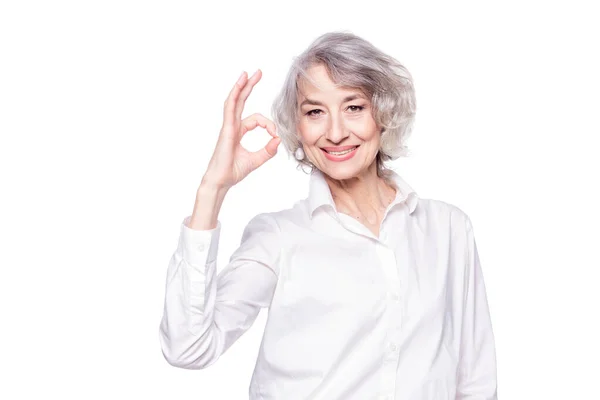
[158,213,281,369]
[456,216,498,399]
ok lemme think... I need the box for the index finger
[222,71,248,127]
[234,69,262,121]
[241,113,278,138]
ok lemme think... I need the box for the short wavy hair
[271,31,417,178]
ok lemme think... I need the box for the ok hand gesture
[202,69,281,190]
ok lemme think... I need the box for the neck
[323,161,397,222]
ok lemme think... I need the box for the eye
[347,105,365,112]
[305,105,365,117]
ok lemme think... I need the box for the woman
[159,31,498,399]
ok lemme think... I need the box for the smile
[320,145,359,161]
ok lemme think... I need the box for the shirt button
[196,243,206,251]
[388,293,399,302]
[389,343,397,352]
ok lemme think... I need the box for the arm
[158,210,280,369]
[158,68,280,370]
[456,216,498,399]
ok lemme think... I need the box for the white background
[1,0,598,398]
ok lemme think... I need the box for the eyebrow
[299,94,365,108]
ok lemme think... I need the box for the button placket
[378,239,402,398]
[384,340,400,364]
[377,244,399,287]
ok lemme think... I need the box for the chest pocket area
[278,239,385,309]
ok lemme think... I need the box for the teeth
[326,147,357,155]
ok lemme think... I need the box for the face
[296,64,382,181]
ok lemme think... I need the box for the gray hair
[271,31,416,178]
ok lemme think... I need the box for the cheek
[297,120,323,144]
[349,118,380,141]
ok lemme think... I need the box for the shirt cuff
[180,215,221,267]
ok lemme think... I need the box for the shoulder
[240,200,308,241]
[252,199,311,229]
[413,197,473,237]
[232,210,292,277]
[235,203,308,276]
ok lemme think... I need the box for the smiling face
[296,64,382,180]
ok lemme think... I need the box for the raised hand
[202,69,281,190]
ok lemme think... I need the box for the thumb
[251,137,280,169]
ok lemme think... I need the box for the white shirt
[159,169,498,400]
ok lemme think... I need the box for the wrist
[199,173,231,192]
[188,185,228,231]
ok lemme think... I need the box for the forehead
[297,64,363,100]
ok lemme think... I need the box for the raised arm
[158,69,281,369]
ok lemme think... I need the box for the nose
[324,112,350,143]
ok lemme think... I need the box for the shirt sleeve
[158,212,280,369]
[456,216,498,399]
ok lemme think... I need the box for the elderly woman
[158,32,498,399]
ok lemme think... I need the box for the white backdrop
[1,0,598,398]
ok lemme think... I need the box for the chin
[320,163,366,181]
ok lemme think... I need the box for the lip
[321,145,359,152]
[320,145,359,162]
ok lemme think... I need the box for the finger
[241,113,278,138]
[250,137,281,169]
[264,136,281,157]
[223,71,248,128]
[234,69,262,121]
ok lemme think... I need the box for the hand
[202,69,281,190]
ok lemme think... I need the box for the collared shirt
[159,169,498,400]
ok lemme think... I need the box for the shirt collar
[307,168,419,219]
